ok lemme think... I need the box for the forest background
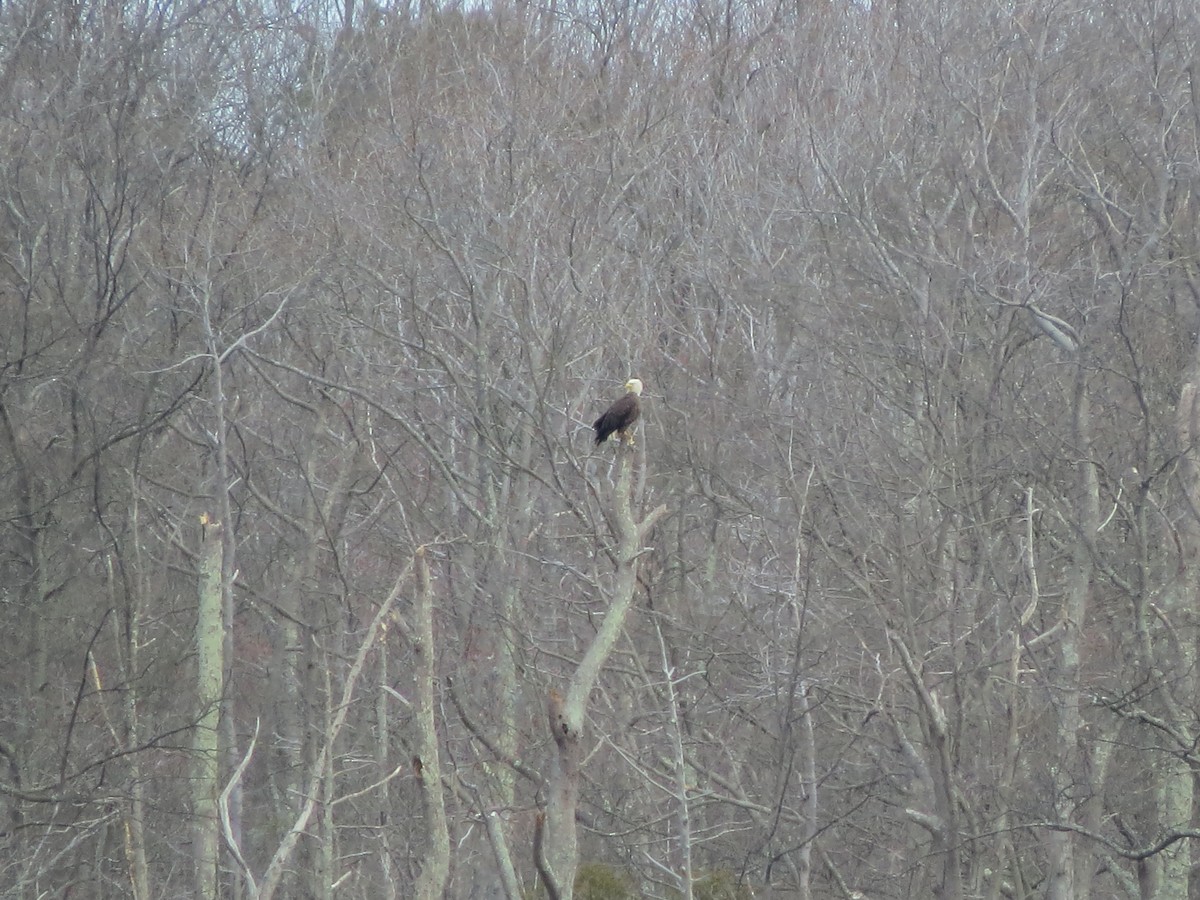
[3,0,1200,898]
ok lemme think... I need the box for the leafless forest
[3,0,1200,897]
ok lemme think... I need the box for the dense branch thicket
[3,0,1200,897]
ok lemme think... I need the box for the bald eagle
[593,378,643,446]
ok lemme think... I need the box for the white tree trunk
[193,517,224,899]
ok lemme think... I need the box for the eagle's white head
[625,378,644,395]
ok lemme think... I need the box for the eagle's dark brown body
[593,379,642,445]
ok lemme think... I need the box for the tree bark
[193,517,225,899]
[1046,360,1099,900]
[412,547,451,899]
[539,442,668,899]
